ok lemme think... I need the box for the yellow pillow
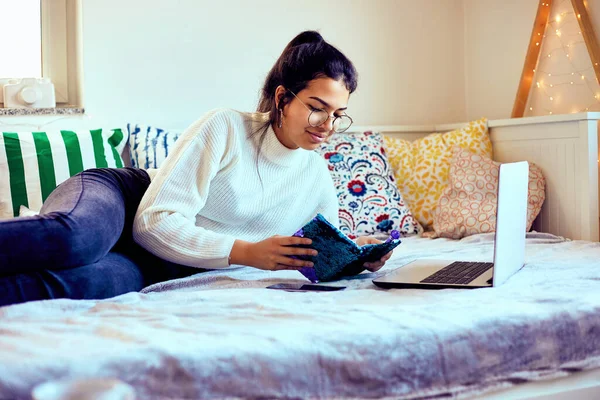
[383,118,491,228]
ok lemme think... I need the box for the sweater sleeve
[132,109,237,269]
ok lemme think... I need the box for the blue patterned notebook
[292,214,402,283]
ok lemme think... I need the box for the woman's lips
[307,131,325,143]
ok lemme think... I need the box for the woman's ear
[274,85,286,110]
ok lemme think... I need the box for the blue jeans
[0,168,200,307]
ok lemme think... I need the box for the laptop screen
[492,161,529,286]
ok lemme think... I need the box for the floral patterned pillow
[317,131,422,239]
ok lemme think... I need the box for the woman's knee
[37,208,125,267]
[0,167,149,273]
[37,169,133,266]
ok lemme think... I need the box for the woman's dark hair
[252,30,358,185]
[257,30,358,118]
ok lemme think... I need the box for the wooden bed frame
[356,111,600,242]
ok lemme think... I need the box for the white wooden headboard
[355,112,600,242]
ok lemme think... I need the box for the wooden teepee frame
[512,0,600,118]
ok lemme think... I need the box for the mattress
[1,232,600,399]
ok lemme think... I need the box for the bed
[1,112,600,399]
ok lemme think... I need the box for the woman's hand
[355,236,393,272]
[231,236,318,271]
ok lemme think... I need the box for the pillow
[0,128,126,219]
[127,124,181,169]
[432,146,545,239]
[384,118,492,229]
[317,131,422,238]
[19,205,39,217]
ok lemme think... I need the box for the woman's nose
[320,115,335,132]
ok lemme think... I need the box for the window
[0,1,42,78]
[0,0,82,107]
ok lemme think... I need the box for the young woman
[0,31,393,307]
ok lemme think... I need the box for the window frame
[40,0,82,107]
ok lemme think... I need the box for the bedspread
[1,232,600,399]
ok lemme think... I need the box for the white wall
[463,0,539,121]
[81,0,465,129]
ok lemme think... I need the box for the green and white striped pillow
[0,128,127,219]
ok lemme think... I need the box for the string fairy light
[526,0,600,115]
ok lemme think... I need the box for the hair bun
[289,31,323,47]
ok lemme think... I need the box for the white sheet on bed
[1,232,600,399]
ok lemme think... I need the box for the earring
[278,109,283,128]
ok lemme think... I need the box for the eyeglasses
[288,89,353,133]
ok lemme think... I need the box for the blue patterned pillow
[127,124,181,169]
[317,131,422,238]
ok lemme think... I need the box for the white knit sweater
[133,108,339,269]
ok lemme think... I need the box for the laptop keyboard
[420,261,494,285]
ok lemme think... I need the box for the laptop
[373,161,529,289]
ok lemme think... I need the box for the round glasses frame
[287,89,353,133]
